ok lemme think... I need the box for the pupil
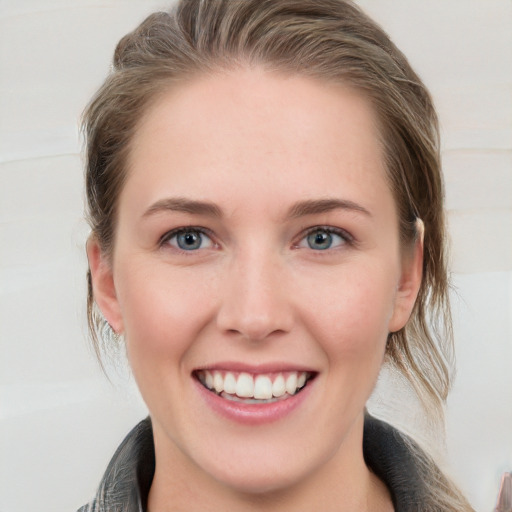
[184,233,197,245]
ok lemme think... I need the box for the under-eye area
[194,370,317,404]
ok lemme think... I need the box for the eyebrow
[143,197,222,218]
[287,198,371,218]
[142,197,370,220]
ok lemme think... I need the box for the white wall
[1,1,510,511]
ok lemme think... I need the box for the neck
[147,414,393,512]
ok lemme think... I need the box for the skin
[88,67,423,511]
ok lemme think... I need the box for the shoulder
[76,417,154,512]
[364,414,475,512]
[363,414,427,511]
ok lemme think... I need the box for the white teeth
[254,375,273,399]
[236,372,254,398]
[285,373,298,395]
[223,372,237,394]
[198,370,311,399]
[213,371,224,393]
[272,375,286,397]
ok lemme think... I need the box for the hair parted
[82,2,473,510]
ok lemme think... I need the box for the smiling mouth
[194,370,315,404]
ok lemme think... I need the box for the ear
[388,219,424,333]
[86,237,124,334]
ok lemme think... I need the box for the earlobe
[388,219,424,333]
[86,237,124,334]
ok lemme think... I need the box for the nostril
[215,263,293,340]
[218,311,292,342]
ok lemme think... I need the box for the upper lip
[193,361,317,374]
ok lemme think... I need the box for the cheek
[296,261,397,360]
[115,263,217,365]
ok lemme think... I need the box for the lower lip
[194,377,314,426]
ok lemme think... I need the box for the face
[89,68,422,497]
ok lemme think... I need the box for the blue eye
[307,230,333,250]
[164,229,214,251]
[299,228,348,251]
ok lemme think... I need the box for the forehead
[124,67,392,217]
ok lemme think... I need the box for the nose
[216,247,293,342]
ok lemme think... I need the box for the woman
[79,0,474,510]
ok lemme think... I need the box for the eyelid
[293,225,355,249]
[158,225,354,252]
[159,226,217,251]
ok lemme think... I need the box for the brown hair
[82,1,472,509]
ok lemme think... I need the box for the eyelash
[159,227,216,253]
[294,226,354,250]
[158,225,355,253]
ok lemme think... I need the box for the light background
[0,1,511,511]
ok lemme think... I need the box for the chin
[210,460,310,496]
